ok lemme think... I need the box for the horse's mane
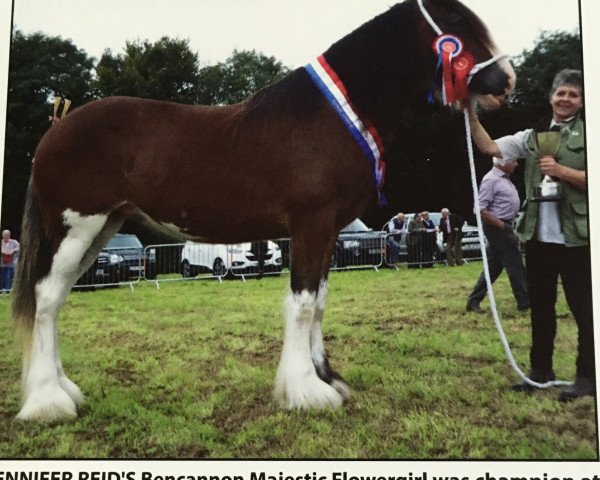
[243,67,321,121]
[242,2,418,123]
[436,0,494,50]
[243,0,495,129]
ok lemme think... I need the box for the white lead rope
[463,109,571,389]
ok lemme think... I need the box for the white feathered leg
[274,289,344,409]
[310,279,350,399]
[17,210,107,421]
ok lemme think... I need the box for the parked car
[76,233,156,286]
[180,240,283,278]
[460,222,485,258]
[332,218,387,268]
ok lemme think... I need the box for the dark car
[76,250,123,286]
[332,218,387,269]
[76,234,157,286]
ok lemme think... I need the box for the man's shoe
[512,370,556,392]
[466,303,485,314]
[517,304,530,312]
[558,376,596,402]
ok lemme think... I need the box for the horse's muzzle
[469,62,510,97]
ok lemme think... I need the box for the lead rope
[463,109,571,389]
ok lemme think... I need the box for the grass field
[0,262,596,459]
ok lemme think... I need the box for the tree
[508,30,583,125]
[95,37,200,104]
[197,49,290,105]
[3,30,95,234]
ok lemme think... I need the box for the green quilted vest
[516,116,587,247]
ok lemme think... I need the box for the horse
[12,0,515,421]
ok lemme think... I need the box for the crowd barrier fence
[63,235,495,290]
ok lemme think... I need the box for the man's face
[397,214,404,222]
[550,84,583,122]
[442,211,449,219]
[2,232,9,241]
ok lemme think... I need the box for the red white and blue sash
[305,55,386,205]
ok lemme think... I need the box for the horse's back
[31,94,372,242]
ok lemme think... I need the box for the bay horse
[12,0,515,421]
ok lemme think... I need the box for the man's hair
[550,69,582,96]
[441,208,449,214]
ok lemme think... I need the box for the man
[1,229,19,292]
[420,211,437,267]
[466,158,529,314]
[407,213,426,268]
[467,69,592,401]
[386,212,405,267]
[439,208,463,267]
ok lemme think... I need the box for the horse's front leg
[310,278,350,400]
[274,229,346,409]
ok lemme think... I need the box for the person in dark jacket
[439,208,463,267]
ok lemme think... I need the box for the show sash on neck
[305,55,386,206]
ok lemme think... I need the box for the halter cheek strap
[417,0,510,105]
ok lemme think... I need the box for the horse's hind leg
[274,220,345,409]
[18,209,121,421]
[53,213,125,407]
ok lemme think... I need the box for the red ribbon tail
[454,68,469,102]
[442,51,455,104]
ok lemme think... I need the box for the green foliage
[509,30,583,121]
[197,49,290,105]
[3,30,95,232]
[0,266,595,458]
[94,37,200,104]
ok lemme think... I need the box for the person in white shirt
[466,69,592,402]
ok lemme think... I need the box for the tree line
[3,29,582,240]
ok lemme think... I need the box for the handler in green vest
[466,69,593,401]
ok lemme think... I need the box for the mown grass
[0,262,596,459]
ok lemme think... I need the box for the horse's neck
[321,2,426,137]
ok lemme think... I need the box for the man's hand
[539,155,565,178]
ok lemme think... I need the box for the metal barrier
[69,232,493,290]
[383,232,485,269]
[330,234,386,271]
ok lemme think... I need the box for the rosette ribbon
[428,34,474,105]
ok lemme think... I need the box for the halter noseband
[417,0,509,105]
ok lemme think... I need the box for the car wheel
[181,260,194,278]
[212,257,227,277]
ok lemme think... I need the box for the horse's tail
[12,178,53,354]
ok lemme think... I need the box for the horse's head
[417,0,516,110]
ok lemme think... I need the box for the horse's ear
[422,0,463,24]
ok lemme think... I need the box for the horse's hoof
[16,384,78,422]
[59,376,85,406]
[331,378,351,400]
[274,373,345,410]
